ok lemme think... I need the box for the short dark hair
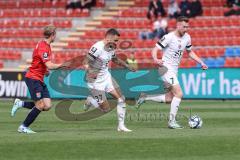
[177,16,189,23]
[43,25,56,38]
[105,28,120,37]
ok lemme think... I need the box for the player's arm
[84,46,103,70]
[112,56,136,72]
[152,46,163,65]
[83,55,90,70]
[152,34,170,66]
[186,36,208,70]
[83,54,99,79]
[187,50,208,70]
[40,50,65,70]
[45,61,63,70]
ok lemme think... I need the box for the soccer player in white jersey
[83,28,136,132]
[136,16,208,129]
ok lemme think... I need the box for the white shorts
[87,74,119,103]
[161,70,179,87]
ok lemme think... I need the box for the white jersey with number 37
[156,32,192,73]
[87,41,116,83]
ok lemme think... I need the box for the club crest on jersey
[36,92,41,98]
[43,52,48,60]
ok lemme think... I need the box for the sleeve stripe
[157,42,165,48]
[88,53,96,59]
[186,45,192,48]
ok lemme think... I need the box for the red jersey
[25,40,52,82]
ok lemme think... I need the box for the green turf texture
[0,100,240,160]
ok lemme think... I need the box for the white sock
[145,94,165,103]
[117,97,126,126]
[87,96,99,108]
[18,101,24,107]
[169,97,181,122]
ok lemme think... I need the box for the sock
[169,97,181,122]
[22,107,41,127]
[17,100,24,107]
[117,97,126,126]
[145,94,165,103]
[22,101,35,109]
[87,96,99,108]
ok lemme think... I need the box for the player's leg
[84,78,113,112]
[11,99,35,117]
[160,71,183,129]
[107,78,132,132]
[84,87,111,112]
[83,81,101,111]
[93,92,111,112]
[136,80,174,108]
[11,78,36,116]
[83,95,100,111]
[17,79,45,133]
[41,84,52,111]
[109,89,132,132]
[18,99,44,134]
[136,91,173,108]
[136,66,172,107]
[19,84,55,133]
[42,98,52,111]
[168,84,183,129]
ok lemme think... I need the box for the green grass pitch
[0,100,240,160]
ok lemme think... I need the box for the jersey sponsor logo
[43,52,48,60]
[174,50,183,58]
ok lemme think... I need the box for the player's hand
[127,65,137,72]
[83,64,89,70]
[59,61,72,69]
[154,59,163,66]
[201,63,208,70]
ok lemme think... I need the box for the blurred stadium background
[0,0,239,99]
[0,0,240,160]
[0,0,239,69]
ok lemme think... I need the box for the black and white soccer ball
[188,115,203,129]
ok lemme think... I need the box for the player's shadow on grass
[55,99,119,121]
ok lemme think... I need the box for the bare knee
[99,102,110,113]
[43,106,51,111]
[35,101,45,111]
[42,98,52,111]
[43,103,52,111]
[171,85,183,99]
[165,92,173,103]
[173,91,183,99]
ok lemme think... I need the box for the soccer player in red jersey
[11,25,65,133]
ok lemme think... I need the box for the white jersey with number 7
[156,31,192,74]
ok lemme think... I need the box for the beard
[104,42,117,52]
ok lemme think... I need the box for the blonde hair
[43,25,56,38]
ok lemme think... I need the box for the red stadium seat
[0,61,3,68]
[224,57,240,67]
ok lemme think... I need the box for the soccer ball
[188,115,203,129]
